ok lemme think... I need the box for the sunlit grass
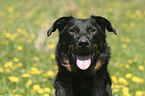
[0,0,145,96]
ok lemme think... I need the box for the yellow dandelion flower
[22,74,31,78]
[6,68,11,72]
[48,44,55,49]
[17,45,23,51]
[0,68,4,72]
[134,58,138,62]
[132,76,144,83]
[111,76,117,83]
[33,84,40,91]
[46,71,54,76]
[44,87,51,93]
[122,87,131,96]
[125,73,132,79]
[37,88,44,94]
[33,57,39,61]
[112,88,119,93]
[122,44,127,48]
[118,78,128,85]
[13,89,16,93]
[130,22,135,28]
[5,33,11,38]
[29,67,40,75]
[14,94,22,96]
[135,91,143,96]
[17,28,22,32]
[138,65,144,71]
[4,62,13,68]
[44,94,50,96]
[9,76,19,83]
[27,80,33,87]
[128,60,133,64]
[125,38,131,43]
[18,63,23,67]
[33,63,37,67]
[125,64,130,69]
[8,7,14,13]
[13,57,19,62]
[54,65,58,70]
[50,54,55,59]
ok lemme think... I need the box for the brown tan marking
[62,58,71,72]
[94,59,103,72]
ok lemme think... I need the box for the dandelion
[6,68,11,72]
[135,91,143,96]
[33,56,39,61]
[44,87,51,93]
[27,80,33,87]
[48,44,55,49]
[0,68,4,72]
[111,76,117,83]
[17,45,23,51]
[5,33,11,38]
[4,62,13,68]
[118,78,129,85]
[138,65,144,71]
[134,58,138,62]
[37,88,44,94]
[44,94,50,96]
[8,7,14,13]
[132,76,144,83]
[122,87,131,96]
[14,94,22,96]
[128,60,133,64]
[29,67,40,75]
[122,44,127,48]
[13,89,16,93]
[125,64,130,69]
[9,76,19,83]
[22,73,31,78]
[53,65,58,70]
[125,73,132,78]
[125,38,131,43]
[18,63,23,67]
[33,84,40,91]
[112,88,119,93]
[50,54,55,59]
[13,57,19,62]
[46,71,54,76]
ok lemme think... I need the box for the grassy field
[0,0,145,96]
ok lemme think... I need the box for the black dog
[47,15,117,96]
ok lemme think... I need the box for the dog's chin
[72,53,95,70]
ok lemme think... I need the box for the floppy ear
[47,16,73,37]
[91,15,117,35]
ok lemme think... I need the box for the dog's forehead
[72,18,94,27]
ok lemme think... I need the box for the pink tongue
[76,56,91,70]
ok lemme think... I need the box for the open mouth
[72,53,95,70]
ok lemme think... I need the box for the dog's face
[48,15,116,75]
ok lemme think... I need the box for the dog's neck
[72,75,93,96]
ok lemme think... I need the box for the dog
[47,15,117,96]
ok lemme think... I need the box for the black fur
[47,15,117,96]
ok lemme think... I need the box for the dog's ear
[47,16,73,37]
[91,15,117,35]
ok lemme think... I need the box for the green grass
[0,0,145,96]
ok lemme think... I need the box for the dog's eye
[90,29,97,33]
[69,29,76,33]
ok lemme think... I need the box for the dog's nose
[78,39,89,48]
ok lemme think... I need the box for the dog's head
[47,15,116,75]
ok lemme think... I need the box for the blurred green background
[0,0,145,96]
